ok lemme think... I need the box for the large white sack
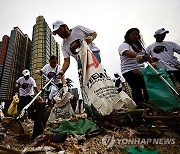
[76,40,124,115]
[48,92,75,121]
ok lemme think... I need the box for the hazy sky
[0,0,180,88]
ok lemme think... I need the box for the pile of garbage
[1,85,180,154]
[1,105,180,154]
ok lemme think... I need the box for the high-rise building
[0,27,31,101]
[0,35,9,84]
[30,16,60,88]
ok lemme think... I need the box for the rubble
[0,106,180,153]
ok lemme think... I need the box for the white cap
[52,20,64,35]
[154,28,169,36]
[22,69,30,76]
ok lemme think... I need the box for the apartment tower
[30,16,60,89]
[0,35,9,85]
[0,27,31,101]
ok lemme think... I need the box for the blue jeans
[92,50,101,63]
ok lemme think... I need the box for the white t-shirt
[62,25,99,59]
[118,42,145,74]
[41,64,62,84]
[146,41,180,71]
[16,77,37,96]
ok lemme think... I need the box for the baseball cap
[154,28,169,36]
[52,20,64,35]
[22,69,30,76]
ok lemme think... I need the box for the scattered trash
[51,118,99,135]
[124,146,158,154]
[7,93,19,115]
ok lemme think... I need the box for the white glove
[36,70,42,75]
[85,36,94,44]
[0,101,5,110]
[63,84,68,93]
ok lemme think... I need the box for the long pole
[17,77,55,119]
[147,61,179,96]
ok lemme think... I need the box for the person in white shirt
[16,69,40,119]
[118,28,155,105]
[146,28,180,87]
[52,20,101,76]
[36,55,67,103]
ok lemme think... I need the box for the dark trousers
[18,96,34,119]
[31,102,51,140]
[168,70,180,93]
[123,71,149,105]
[168,71,180,83]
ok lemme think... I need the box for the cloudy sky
[0,0,180,88]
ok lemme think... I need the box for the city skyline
[0,0,180,90]
[0,16,60,101]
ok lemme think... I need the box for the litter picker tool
[17,76,56,119]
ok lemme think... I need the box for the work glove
[15,83,20,89]
[0,101,5,110]
[150,62,157,68]
[36,70,42,75]
[57,70,64,77]
[85,36,94,44]
[135,55,147,63]
[63,84,68,93]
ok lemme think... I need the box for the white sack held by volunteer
[76,40,124,115]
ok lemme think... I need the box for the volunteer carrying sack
[141,66,180,111]
[76,40,124,116]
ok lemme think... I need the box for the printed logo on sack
[102,135,115,148]
[86,50,99,69]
